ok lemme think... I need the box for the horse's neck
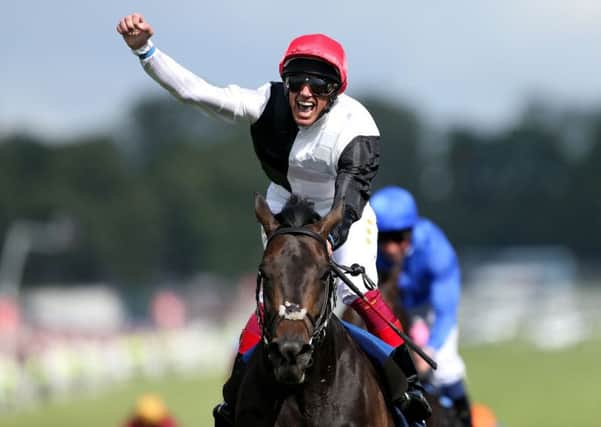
[276,316,395,426]
[303,317,351,382]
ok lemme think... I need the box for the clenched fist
[116,13,154,50]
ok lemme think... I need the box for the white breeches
[428,327,467,388]
[330,203,379,305]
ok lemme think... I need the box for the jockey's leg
[347,293,431,423]
[428,328,472,427]
[214,308,262,426]
[350,288,405,346]
[333,204,431,423]
[441,380,472,427]
[238,308,263,354]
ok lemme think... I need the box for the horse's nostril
[299,343,313,355]
[278,341,304,363]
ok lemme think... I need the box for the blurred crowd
[0,254,598,424]
[0,278,258,413]
[0,321,228,412]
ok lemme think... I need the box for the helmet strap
[312,94,338,122]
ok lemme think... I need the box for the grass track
[464,340,601,426]
[2,340,600,426]
[0,374,223,427]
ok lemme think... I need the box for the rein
[256,227,336,348]
[329,262,438,370]
[255,226,438,370]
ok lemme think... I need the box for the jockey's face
[379,231,412,265]
[287,80,331,127]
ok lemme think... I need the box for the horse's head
[254,193,343,385]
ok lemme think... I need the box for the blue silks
[341,319,395,362]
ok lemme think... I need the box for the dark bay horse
[233,194,402,427]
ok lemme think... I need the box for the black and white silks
[138,43,380,249]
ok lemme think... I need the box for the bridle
[255,226,336,349]
[255,225,438,370]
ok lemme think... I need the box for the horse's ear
[313,199,344,238]
[255,192,280,237]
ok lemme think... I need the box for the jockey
[370,186,473,427]
[117,13,430,425]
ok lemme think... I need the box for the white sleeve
[137,43,270,123]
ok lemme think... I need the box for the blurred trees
[426,103,601,254]
[0,94,599,287]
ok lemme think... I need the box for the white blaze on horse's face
[278,301,307,321]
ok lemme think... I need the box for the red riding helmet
[279,34,348,94]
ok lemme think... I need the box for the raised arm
[117,13,269,123]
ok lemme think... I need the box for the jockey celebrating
[117,13,430,425]
[371,186,473,427]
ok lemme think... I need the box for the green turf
[1,340,600,426]
[462,340,601,427]
[0,373,224,427]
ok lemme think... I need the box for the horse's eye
[260,272,273,287]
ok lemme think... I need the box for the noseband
[256,227,336,348]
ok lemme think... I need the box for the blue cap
[370,186,419,231]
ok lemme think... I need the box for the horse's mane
[274,195,322,227]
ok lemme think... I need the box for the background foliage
[2,95,600,286]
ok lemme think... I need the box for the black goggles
[378,229,411,244]
[285,74,339,97]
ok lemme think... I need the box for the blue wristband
[138,45,156,60]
